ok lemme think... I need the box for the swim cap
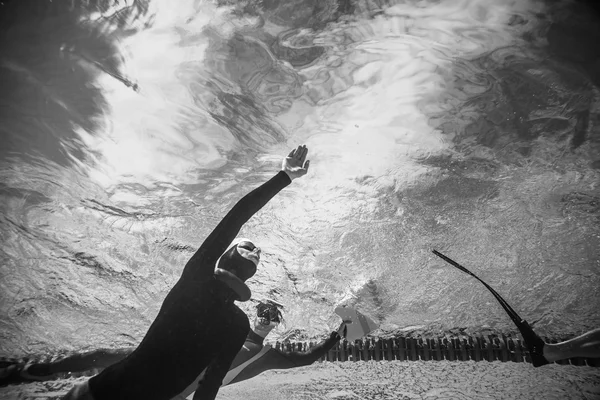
[217,240,257,282]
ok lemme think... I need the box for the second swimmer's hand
[282,145,310,181]
[336,320,351,340]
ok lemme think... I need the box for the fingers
[284,145,310,179]
[293,145,308,161]
[288,145,308,159]
[299,145,308,161]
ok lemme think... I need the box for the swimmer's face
[237,241,261,266]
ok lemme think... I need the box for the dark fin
[518,320,550,367]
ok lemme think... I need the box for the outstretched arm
[6,348,133,383]
[278,322,347,367]
[181,145,310,280]
[278,327,344,367]
[222,324,348,386]
[222,333,341,386]
[48,348,131,374]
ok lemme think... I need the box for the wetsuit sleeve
[192,332,248,400]
[182,171,291,280]
[228,332,341,385]
[278,331,341,367]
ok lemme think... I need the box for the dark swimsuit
[189,330,341,398]
[88,171,292,400]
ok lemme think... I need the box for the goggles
[238,241,257,252]
[256,303,281,325]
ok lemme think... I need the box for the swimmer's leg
[431,250,550,366]
[543,328,600,362]
[22,348,132,381]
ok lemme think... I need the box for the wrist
[281,170,294,182]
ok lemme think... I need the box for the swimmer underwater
[3,302,349,399]
[178,301,349,399]
[60,145,311,400]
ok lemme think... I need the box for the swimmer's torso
[89,277,249,400]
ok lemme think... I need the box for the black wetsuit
[88,171,291,400]
[228,330,340,385]
[189,330,341,398]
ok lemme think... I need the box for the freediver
[60,145,310,400]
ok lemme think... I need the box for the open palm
[282,145,310,180]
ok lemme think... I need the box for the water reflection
[0,0,598,374]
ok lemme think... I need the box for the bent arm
[182,171,291,280]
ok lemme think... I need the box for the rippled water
[0,0,599,363]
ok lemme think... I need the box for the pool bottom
[1,360,599,400]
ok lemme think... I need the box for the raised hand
[282,145,310,181]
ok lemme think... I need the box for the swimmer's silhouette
[60,145,310,400]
